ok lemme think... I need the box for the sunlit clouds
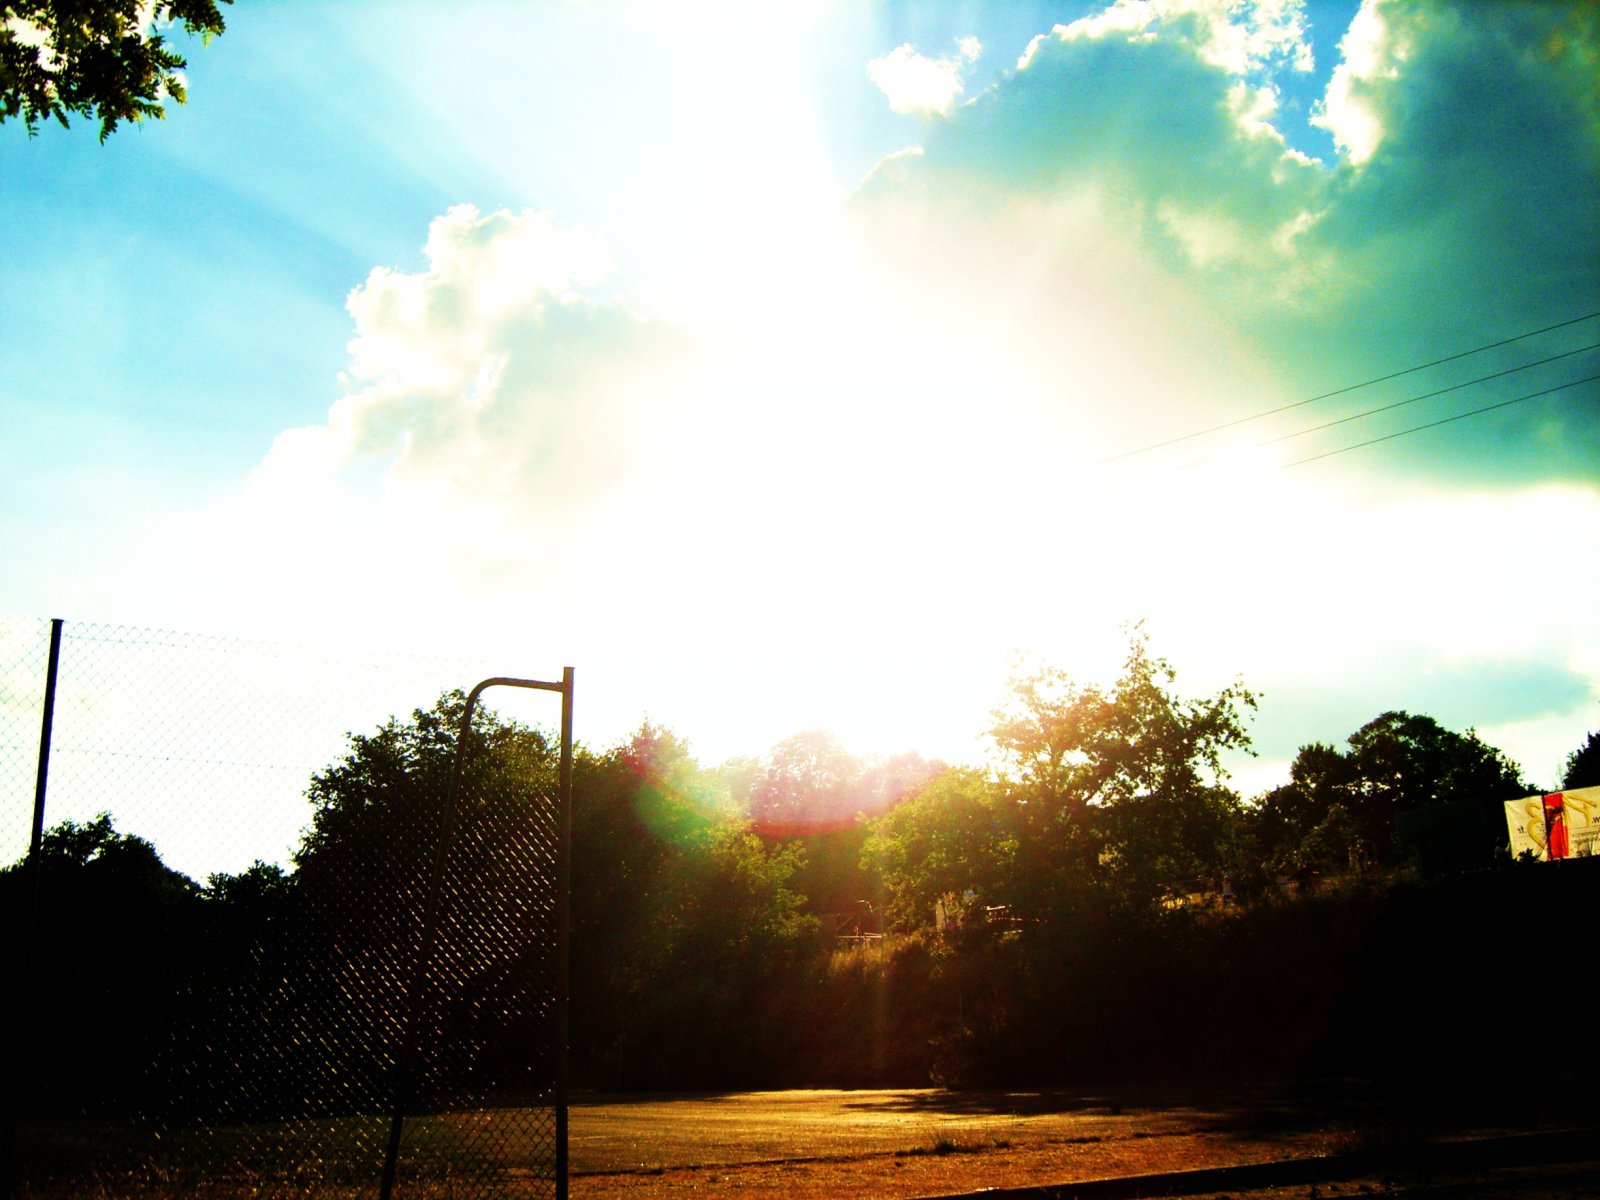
[269,205,649,507]
[1310,0,1395,163]
[5,0,1597,787]
[197,0,1596,775]
[1037,0,1315,77]
[868,38,982,116]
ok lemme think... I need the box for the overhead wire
[1281,373,1600,469]
[1097,310,1600,466]
[1252,341,1600,450]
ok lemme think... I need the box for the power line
[1097,310,1600,465]
[1254,342,1600,449]
[1281,373,1600,469]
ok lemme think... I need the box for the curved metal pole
[381,671,574,1200]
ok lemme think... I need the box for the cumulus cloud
[185,201,717,642]
[1310,0,1398,163]
[868,12,1325,263]
[262,204,672,512]
[1026,0,1314,78]
[857,0,1600,482]
[868,37,981,116]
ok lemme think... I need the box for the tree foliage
[570,722,816,1086]
[743,730,861,832]
[293,690,559,962]
[277,692,566,1110]
[2,0,229,139]
[12,658,1579,1110]
[28,810,197,897]
[1254,711,1529,872]
[729,732,945,921]
[862,768,1011,931]
[988,627,1257,911]
[1562,727,1600,789]
[2,812,201,1114]
[735,731,942,832]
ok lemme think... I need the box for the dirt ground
[567,1087,1598,1199]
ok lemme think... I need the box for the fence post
[3,618,65,1199]
[27,619,65,880]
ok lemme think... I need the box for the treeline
[7,630,1598,1118]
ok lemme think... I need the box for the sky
[3,0,1598,823]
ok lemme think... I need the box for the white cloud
[1038,0,1314,77]
[263,204,649,506]
[867,38,981,117]
[162,202,704,660]
[868,0,1598,398]
[1155,199,1250,266]
[1014,0,1318,152]
[1311,0,1402,164]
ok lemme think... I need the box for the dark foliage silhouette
[2,0,230,138]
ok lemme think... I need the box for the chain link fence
[1,618,570,1199]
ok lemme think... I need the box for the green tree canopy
[864,629,1256,928]
[861,767,1010,931]
[2,0,229,138]
[989,627,1256,911]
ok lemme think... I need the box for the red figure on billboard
[1543,793,1569,860]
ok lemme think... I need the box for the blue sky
[3,0,1597,798]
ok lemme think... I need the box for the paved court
[569,1087,1272,1172]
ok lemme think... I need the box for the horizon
[1,609,1589,884]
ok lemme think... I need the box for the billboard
[1504,785,1600,860]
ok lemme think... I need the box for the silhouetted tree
[287,691,563,1110]
[1257,711,1528,872]
[1562,727,1600,788]
[569,723,731,1082]
[1253,741,1362,873]
[2,813,201,1115]
[2,0,230,138]
[575,726,817,1087]
[294,690,558,947]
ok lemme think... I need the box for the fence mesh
[1,618,567,1199]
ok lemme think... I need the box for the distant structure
[824,900,883,944]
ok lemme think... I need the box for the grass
[895,1133,1012,1158]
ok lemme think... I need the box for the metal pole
[4,618,64,1199]
[556,666,574,1200]
[380,672,574,1200]
[28,620,64,870]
